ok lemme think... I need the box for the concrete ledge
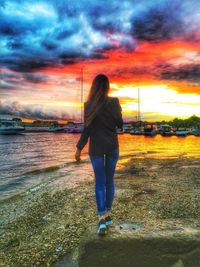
[78,222,200,267]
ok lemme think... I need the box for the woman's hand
[75,148,81,161]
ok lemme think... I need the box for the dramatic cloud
[0,100,72,120]
[23,73,50,84]
[160,64,200,83]
[0,0,199,72]
[0,0,200,120]
[131,1,186,42]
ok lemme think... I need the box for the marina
[0,117,199,137]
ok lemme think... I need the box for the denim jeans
[89,148,119,216]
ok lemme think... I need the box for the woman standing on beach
[75,74,123,235]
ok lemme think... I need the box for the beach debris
[29,184,44,192]
[56,225,65,230]
[55,246,63,253]
[42,212,53,221]
[118,222,141,231]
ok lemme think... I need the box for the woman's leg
[89,155,107,217]
[105,148,119,212]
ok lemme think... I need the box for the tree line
[161,115,200,128]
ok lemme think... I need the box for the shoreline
[0,156,200,266]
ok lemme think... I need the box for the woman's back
[84,96,123,156]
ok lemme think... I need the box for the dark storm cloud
[0,71,21,90]
[160,64,200,83]
[52,1,81,19]
[131,1,185,42]
[0,6,44,37]
[0,0,199,73]
[42,40,58,51]
[0,57,56,72]
[0,72,19,80]
[0,71,49,90]
[107,66,149,80]
[23,73,50,83]
[105,62,200,85]
[87,2,122,33]
[0,82,16,90]
[0,100,71,120]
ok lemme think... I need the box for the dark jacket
[76,96,123,156]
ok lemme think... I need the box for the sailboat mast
[137,87,140,121]
[80,68,83,123]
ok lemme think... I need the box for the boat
[65,124,84,133]
[175,128,189,137]
[143,124,157,136]
[159,125,174,136]
[48,123,68,132]
[0,120,25,134]
[122,124,133,133]
[193,129,200,136]
[130,127,143,135]
[130,88,143,135]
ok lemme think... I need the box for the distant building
[33,120,58,127]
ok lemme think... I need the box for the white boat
[130,127,143,135]
[176,128,189,137]
[0,120,25,134]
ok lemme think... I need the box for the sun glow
[109,83,200,119]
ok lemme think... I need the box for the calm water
[0,132,200,200]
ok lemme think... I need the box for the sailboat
[130,88,144,135]
[66,68,84,134]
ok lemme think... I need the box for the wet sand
[0,155,200,266]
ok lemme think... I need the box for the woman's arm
[76,102,90,151]
[115,98,123,129]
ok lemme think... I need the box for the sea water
[0,132,200,200]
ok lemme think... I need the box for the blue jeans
[89,148,119,216]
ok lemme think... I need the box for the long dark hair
[85,74,110,127]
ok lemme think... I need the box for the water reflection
[118,134,200,158]
[0,133,199,199]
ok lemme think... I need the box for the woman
[75,74,123,235]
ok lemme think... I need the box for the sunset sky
[0,0,200,121]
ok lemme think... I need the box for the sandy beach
[0,154,200,266]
